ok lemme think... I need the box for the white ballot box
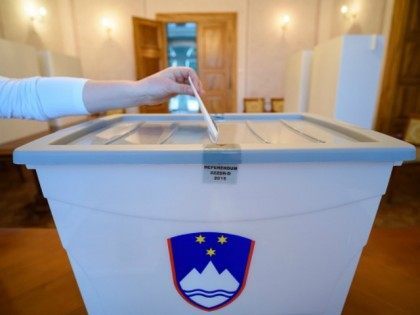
[14,114,414,315]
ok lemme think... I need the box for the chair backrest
[38,50,88,130]
[243,98,265,113]
[404,115,420,146]
[270,98,284,112]
[0,38,50,145]
[403,114,420,162]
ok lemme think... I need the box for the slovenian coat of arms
[167,232,255,312]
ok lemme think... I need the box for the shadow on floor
[0,162,54,228]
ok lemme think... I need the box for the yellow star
[195,234,206,244]
[206,248,216,257]
[217,235,228,245]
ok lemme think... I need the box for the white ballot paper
[188,76,219,143]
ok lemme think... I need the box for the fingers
[167,67,204,95]
[171,82,194,96]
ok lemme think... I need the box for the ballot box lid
[14,113,415,165]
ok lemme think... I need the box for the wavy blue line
[185,291,234,297]
[186,293,232,299]
[183,289,236,294]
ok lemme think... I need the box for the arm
[0,67,203,121]
[83,67,203,113]
[0,76,87,121]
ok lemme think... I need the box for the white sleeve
[0,76,89,121]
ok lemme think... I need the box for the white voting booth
[15,113,414,315]
[308,35,384,129]
[284,50,313,113]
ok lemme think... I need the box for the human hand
[135,67,204,105]
[83,67,204,114]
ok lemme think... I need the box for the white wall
[0,0,391,112]
[330,0,387,37]
[0,0,70,54]
[317,0,390,43]
[71,0,144,80]
[58,0,78,56]
[246,0,318,101]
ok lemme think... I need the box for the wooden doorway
[375,0,420,138]
[132,17,168,113]
[133,13,237,113]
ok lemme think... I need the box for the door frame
[132,16,168,80]
[132,16,169,112]
[375,0,419,136]
[157,13,237,112]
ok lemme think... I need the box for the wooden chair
[270,98,284,112]
[243,98,265,113]
[105,109,126,116]
[403,114,420,163]
[403,114,420,146]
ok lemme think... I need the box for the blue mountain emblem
[167,232,255,311]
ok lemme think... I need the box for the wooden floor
[0,229,86,315]
[0,162,419,314]
[343,227,420,315]
[0,227,418,315]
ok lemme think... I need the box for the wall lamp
[25,3,47,22]
[340,4,358,21]
[101,17,116,36]
[280,14,291,31]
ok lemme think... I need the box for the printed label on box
[203,165,238,184]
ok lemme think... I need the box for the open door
[157,13,237,113]
[132,17,168,113]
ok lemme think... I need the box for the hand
[135,67,204,105]
[83,67,204,114]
